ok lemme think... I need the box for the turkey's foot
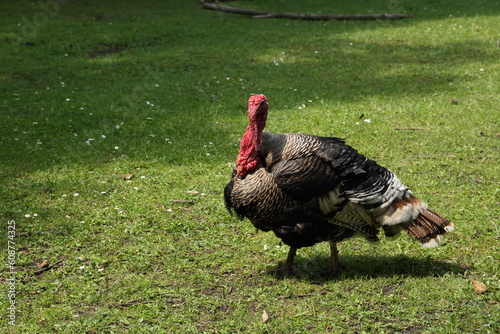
[269,246,297,278]
[322,241,344,277]
[317,262,345,278]
[269,265,296,278]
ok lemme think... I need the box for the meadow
[1,0,499,333]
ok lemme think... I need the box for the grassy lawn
[1,0,499,332]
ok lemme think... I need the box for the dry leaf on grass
[262,309,269,323]
[471,279,487,294]
[123,173,134,180]
[36,260,50,269]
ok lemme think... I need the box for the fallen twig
[492,221,500,241]
[200,0,252,2]
[33,259,63,275]
[111,293,185,308]
[55,282,63,292]
[171,200,195,204]
[113,300,170,307]
[394,127,430,130]
[202,2,413,21]
[278,290,330,299]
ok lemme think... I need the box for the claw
[269,265,296,278]
[270,247,297,277]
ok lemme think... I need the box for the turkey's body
[224,95,454,275]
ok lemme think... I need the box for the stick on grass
[33,259,64,275]
[201,2,413,21]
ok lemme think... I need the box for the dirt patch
[382,281,404,295]
[89,43,128,58]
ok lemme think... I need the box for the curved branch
[202,2,413,21]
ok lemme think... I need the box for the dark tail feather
[224,179,235,215]
[400,209,455,248]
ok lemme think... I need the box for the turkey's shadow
[267,254,467,282]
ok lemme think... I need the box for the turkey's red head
[236,95,269,177]
[247,94,268,121]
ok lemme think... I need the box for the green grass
[1,0,499,333]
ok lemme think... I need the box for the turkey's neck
[236,118,266,177]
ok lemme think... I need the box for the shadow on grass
[267,253,468,282]
[2,0,499,176]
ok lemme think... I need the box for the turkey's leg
[273,246,296,277]
[320,241,344,277]
[283,247,297,274]
[328,241,342,274]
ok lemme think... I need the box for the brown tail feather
[400,209,454,248]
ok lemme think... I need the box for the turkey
[224,94,454,276]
